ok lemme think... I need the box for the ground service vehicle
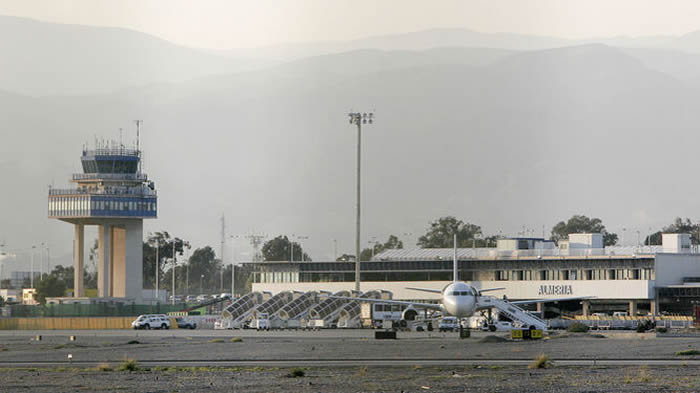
[175,317,197,329]
[439,317,459,332]
[132,314,171,330]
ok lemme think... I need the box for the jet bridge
[477,297,548,331]
[216,291,266,329]
[308,290,358,328]
[337,290,392,328]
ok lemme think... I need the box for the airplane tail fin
[453,234,458,282]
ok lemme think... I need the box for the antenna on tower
[134,120,143,171]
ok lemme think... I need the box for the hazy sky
[2,0,700,49]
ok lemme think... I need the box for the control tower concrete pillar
[98,224,112,297]
[73,224,84,297]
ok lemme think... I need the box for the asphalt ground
[2,330,700,392]
[0,329,699,365]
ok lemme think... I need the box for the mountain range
[2,15,700,270]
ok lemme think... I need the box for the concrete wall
[654,253,700,286]
[253,279,654,300]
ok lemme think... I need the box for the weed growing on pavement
[118,358,138,372]
[286,368,306,378]
[96,362,113,372]
[676,349,700,356]
[209,338,225,343]
[230,337,243,343]
[529,353,554,369]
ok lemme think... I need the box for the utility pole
[172,241,176,305]
[348,112,373,292]
[155,240,159,302]
[134,120,143,171]
[30,245,36,288]
[220,214,225,291]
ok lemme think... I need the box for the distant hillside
[2,44,700,262]
[0,15,272,96]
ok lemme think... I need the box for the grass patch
[209,338,225,343]
[567,322,589,333]
[53,344,66,349]
[676,349,700,356]
[96,362,113,372]
[126,340,140,345]
[528,353,554,369]
[286,367,306,378]
[0,348,7,352]
[229,337,243,343]
[117,358,139,372]
[356,366,368,376]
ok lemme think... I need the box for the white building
[248,233,700,316]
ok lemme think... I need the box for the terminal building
[247,233,700,317]
[48,141,157,302]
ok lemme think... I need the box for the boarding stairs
[477,297,548,331]
[337,290,389,328]
[217,292,265,329]
[308,290,359,328]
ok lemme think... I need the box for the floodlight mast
[348,112,373,292]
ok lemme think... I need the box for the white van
[131,314,171,330]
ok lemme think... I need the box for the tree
[142,231,190,289]
[0,279,11,289]
[550,215,618,246]
[49,265,74,289]
[645,217,700,245]
[33,275,67,304]
[360,235,405,261]
[0,296,4,307]
[261,236,310,262]
[417,216,483,248]
[336,254,355,262]
[187,246,221,293]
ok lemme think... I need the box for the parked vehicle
[175,317,197,329]
[252,313,270,330]
[131,314,171,330]
[480,320,513,332]
[439,317,459,332]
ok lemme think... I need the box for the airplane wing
[508,296,595,305]
[328,296,443,311]
[405,287,442,294]
[478,287,505,293]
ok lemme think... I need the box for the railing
[72,173,147,181]
[374,245,698,261]
[82,148,140,157]
[49,186,156,197]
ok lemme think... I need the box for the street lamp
[296,235,309,261]
[348,111,374,292]
[200,274,204,295]
[229,235,241,297]
[30,245,36,288]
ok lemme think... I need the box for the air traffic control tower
[48,141,157,302]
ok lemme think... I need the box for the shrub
[567,322,589,333]
[118,359,138,372]
[286,368,306,378]
[528,353,554,369]
[656,327,668,333]
[676,349,700,356]
[230,337,243,343]
[126,340,140,345]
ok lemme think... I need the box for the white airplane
[333,235,590,327]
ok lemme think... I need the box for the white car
[438,317,459,332]
[481,320,513,332]
[131,314,171,330]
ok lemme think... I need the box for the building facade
[249,233,700,316]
